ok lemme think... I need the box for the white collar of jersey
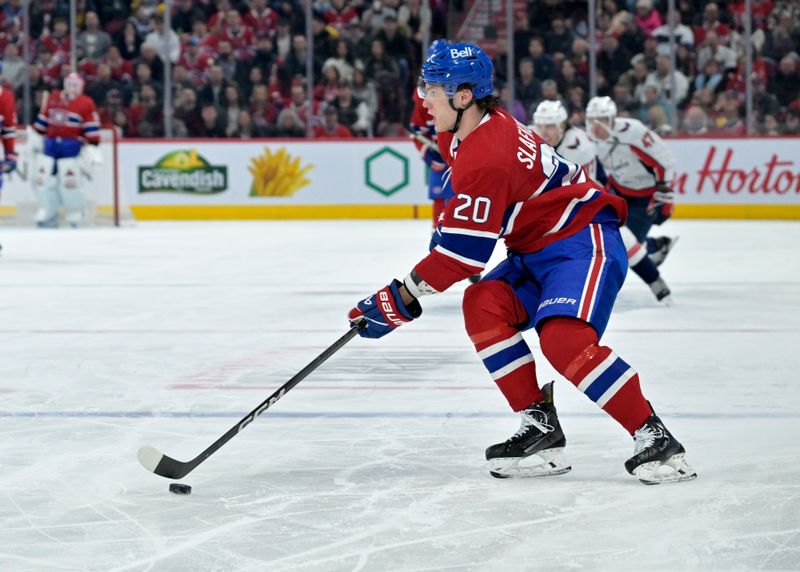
[450,136,460,159]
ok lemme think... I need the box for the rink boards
[2,136,799,220]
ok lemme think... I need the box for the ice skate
[649,276,673,305]
[649,236,678,267]
[485,381,571,478]
[625,413,697,485]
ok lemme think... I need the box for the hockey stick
[405,127,436,150]
[137,321,366,479]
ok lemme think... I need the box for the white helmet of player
[586,96,617,140]
[533,100,568,126]
[532,100,568,147]
[64,72,85,100]
[586,96,617,120]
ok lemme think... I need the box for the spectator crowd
[497,0,800,136]
[0,0,798,138]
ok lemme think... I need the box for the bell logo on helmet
[450,46,475,59]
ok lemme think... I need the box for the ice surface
[0,219,799,571]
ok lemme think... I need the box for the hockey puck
[169,483,192,495]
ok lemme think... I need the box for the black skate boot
[625,413,697,485]
[649,236,678,267]
[485,381,571,478]
[648,276,673,305]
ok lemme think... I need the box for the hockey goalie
[31,72,102,228]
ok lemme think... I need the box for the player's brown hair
[458,83,501,112]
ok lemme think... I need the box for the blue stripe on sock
[482,339,531,374]
[583,357,630,402]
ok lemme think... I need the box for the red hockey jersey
[0,87,17,160]
[34,91,101,145]
[413,109,627,292]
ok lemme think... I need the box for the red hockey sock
[540,318,651,434]
[462,280,542,411]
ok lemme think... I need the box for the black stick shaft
[145,323,365,479]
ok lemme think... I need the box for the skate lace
[510,410,553,441]
[632,425,663,455]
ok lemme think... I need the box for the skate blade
[488,448,572,479]
[633,453,697,485]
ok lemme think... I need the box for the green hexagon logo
[364,147,409,196]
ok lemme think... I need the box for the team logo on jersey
[138,149,227,194]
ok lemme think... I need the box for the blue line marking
[0,411,797,420]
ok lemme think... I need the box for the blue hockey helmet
[426,39,448,58]
[421,42,494,100]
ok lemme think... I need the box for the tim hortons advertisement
[670,139,800,203]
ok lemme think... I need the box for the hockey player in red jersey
[0,83,18,252]
[410,39,479,283]
[32,72,103,227]
[348,42,695,484]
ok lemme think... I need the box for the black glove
[647,183,674,225]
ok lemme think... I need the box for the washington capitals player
[533,100,674,305]
[348,43,695,484]
[0,83,18,253]
[32,73,102,227]
[585,96,677,303]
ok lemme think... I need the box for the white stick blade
[137,445,164,472]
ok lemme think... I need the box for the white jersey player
[586,96,677,303]
[530,100,598,180]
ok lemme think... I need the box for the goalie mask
[64,72,85,100]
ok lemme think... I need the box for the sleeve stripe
[500,202,523,236]
[631,146,666,181]
[439,226,500,239]
[432,245,487,269]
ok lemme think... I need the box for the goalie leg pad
[32,155,60,226]
[57,157,86,226]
